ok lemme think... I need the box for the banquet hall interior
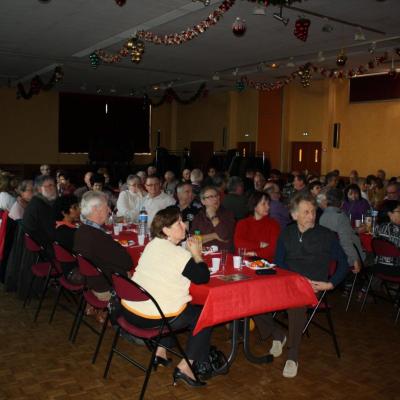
[1,0,400,399]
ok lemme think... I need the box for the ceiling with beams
[1,0,400,97]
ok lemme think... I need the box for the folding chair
[48,242,84,333]
[23,233,59,322]
[302,260,341,358]
[70,254,110,364]
[103,273,201,400]
[360,238,400,323]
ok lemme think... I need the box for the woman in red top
[234,191,280,261]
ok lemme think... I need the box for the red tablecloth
[112,229,146,266]
[190,255,318,335]
[359,233,373,253]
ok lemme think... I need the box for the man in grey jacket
[319,188,364,272]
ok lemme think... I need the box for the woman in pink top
[234,191,280,261]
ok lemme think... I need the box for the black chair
[104,273,201,400]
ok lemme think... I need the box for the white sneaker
[282,360,298,378]
[269,336,287,358]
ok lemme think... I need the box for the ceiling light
[317,51,325,62]
[368,41,376,53]
[253,5,266,15]
[273,5,289,26]
[232,68,239,76]
[270,63,279,69]
[286,57,296,68]
[212,72,220,81]
[110,86,117,94]
[354,27,366,41]
[322,18,334,33]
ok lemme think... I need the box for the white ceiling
[1,0,400,97]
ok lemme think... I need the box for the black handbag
[194,345,229,380]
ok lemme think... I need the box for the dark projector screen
[58,92,150,161]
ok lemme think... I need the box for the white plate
[244,260,276,270]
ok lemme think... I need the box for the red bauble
[115,0,126,6]
[294,18,311,42]
[232,17,247,37]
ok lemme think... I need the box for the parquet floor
[1,286,399,400]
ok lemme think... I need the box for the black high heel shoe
[172,367,206,387]
[153,356,172,371]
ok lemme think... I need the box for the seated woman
[234,191,281,260]
[116,174,144,219]
[373,200,400,276]
[9,180,34,221]
[342,184,370,221]
[190,186,235,252]
[53,195,82,283]
[121,206,211,386]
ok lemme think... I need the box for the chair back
[24,233,43,252]
[53,242,76,263]
[76,254,102,277]
[112,273,166,320]
[372,238,400,258]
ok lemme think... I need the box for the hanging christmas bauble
[89,52,100,68]
[115,0,126,6]
[336,50,347,67]
[232,17,247,37]
[298,64,312,87]
[294,17,311,42]
[235,80,245,92]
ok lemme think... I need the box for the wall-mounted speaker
[333,123,340,148]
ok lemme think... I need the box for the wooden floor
[1,286,399,400]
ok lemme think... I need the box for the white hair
[190,168,203,184]
[80,190,108,218]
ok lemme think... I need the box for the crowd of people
[0,162,399,384]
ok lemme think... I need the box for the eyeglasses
[203,194,219,200]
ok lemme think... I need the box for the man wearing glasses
[190,186,235,252]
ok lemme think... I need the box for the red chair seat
[59,276,83,291]
[116,315,168,339]
[375,273,400,283]
[83,290,108,309]
[31,262,58,278]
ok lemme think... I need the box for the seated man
[74,191,132,301]
[141,175,175,226]
[222,176,248,221]
[175,182,201,230]
[320,188,364,274]
[74,171,93,201]
[191,186,235,252]
[254,193,348,378]
[22,175,57,259]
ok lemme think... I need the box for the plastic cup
[211,258,220,272]
[355,219,361,228]
[233,256,242,270]
[113,224,120,236]
[138,234,145,246]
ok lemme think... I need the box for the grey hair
[80,190,108,218]
[16,179,33,195]
[290,192,317,213]
[200,185,218,200]
[227,176,243,193]
[190,168,203,184]
[126,174,141,184]
[34,175,55,190]
[176,182,192,194]
[316,192,327,207]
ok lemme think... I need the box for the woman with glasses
[190,186,235,252]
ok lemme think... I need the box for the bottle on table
[138,206,148,238]
[194,229,203,250]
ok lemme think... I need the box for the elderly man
[320,188,364,273]
[74,191,132,300]
[222,176,248,221]
[190,168,204,199]
[263,182,290,229]
[22,175,57,258]
[141,175,175,225]
[255,193,348,378]
[191,186,235,252]
[176,182,201,229]
[385,182,400,201]
[163,170,178,196]
[74,171,93,201]
[116,175,144,218]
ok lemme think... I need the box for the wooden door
[237,141,256,157]
[190,141,214,171]
[291,141,322,176]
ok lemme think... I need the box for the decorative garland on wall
[147,82,208,108]
[16,66,64,100]
[240,51,394,91]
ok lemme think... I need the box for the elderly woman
[0,173,16,211]
[121,206,211,386]
[116,174,145,219]
[9,180,34,220]
[234,191,280,260]
[342,184,370,222]
[190,186,235,252]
